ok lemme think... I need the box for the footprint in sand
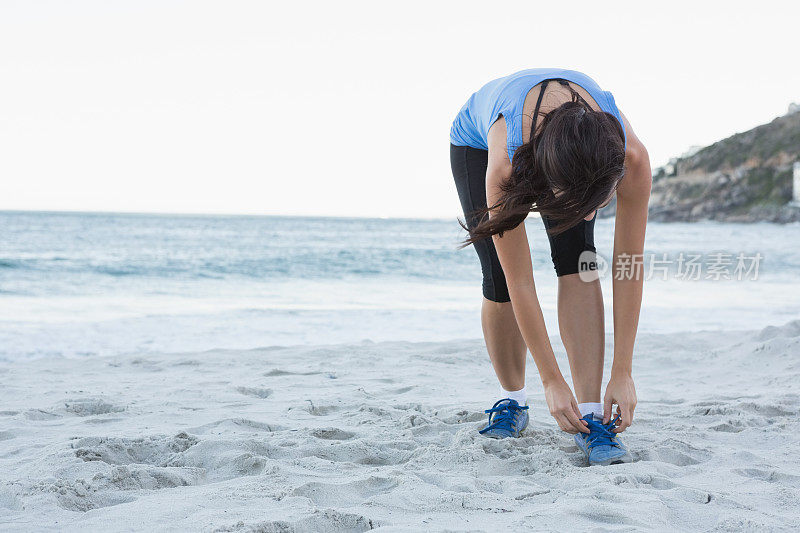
[311,427,355,440]
[29,463,206,513]
[234,386,272,399]
[72,432,198,466]
[636,439,709,466]
[264,368,322,377]
[32,479,137,512]
[611,475,713,503]
[291,476,397,507]
[709,421,745,433]
[303,401,341,416]
[217,510,378,533]
[63,397,125,417]
[23,409,60,421]
[188,418,283,434]
[611,473,675,490]
[693,400,795,418]
[83,418,125,425]
[734,468,800,488]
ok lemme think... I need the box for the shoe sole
[481,428,525,439]
[587,452,632,466]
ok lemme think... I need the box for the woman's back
[449,68,626,161]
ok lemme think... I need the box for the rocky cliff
[604,107,800,222]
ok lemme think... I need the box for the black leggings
[450,144,596,303]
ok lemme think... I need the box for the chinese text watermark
[577,251,763,282]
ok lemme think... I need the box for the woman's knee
[482,280,511,303]
[545,216,597,277]
[474,238,511,302]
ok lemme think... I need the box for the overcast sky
[1,1,798,218]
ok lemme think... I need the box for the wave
[0,248,477,282]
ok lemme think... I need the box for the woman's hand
[544,379,589,434]
[603,373,637,432]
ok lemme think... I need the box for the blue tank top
[449,68,626,162]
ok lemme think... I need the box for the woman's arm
[603,112,652,431]
[486,118,588,434]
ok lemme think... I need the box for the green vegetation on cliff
[648,109,800,222]
[685,110,800,173]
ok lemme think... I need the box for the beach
[2,212,800,531]
[2,321,799,531]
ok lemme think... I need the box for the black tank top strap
[532,78,591,135]
[531,80,550,134]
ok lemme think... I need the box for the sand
[1,321,800,532]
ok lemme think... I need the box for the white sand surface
[1,321,800,532]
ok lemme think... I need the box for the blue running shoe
[479,399,529,439]
[574,414,630,466]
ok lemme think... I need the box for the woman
[450,68,651,466]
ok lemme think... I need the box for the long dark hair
[460,84,626,245]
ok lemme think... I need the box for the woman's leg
[451,144,527,392]
[542,215,604,406]
[557,275,604,403]
[482,298,527,391]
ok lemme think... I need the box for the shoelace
[478,399,529,434]
[583,416,622,449]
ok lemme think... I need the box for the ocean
[1,211,798,361]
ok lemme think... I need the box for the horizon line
[0,208,463,222]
